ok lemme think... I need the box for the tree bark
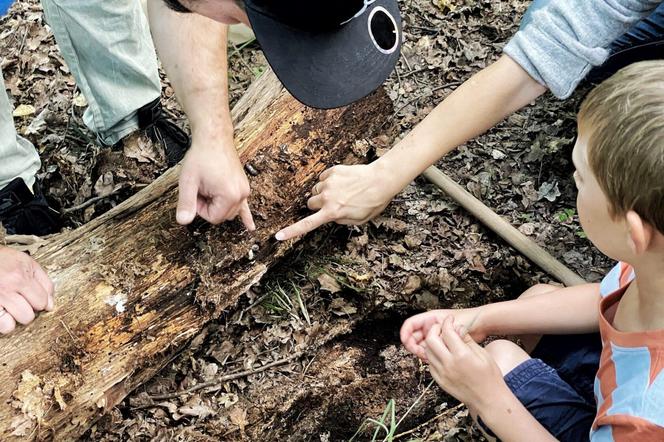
[0,70,392,441]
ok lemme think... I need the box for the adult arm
[147,0,254,229]
[277,0,661,240]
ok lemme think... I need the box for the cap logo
[340,0,377,26]
[368,6,399,55]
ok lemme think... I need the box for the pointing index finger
[275,210,331,241]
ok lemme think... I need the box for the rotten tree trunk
[0,70,392,440]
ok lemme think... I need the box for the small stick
[62,188,124,214]
[59,319,77,344]
[147,352,303,401]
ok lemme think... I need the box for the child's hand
[400,308,486,361]
[424,316,505,410]
[0,247,55,334]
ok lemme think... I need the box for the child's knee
[485,339,530,376]
[518,283,560,300]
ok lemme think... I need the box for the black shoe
[0,178,62,236]
[135,98,191,167]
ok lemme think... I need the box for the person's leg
[0,69,40,192]
[513,284,602,405]
[40,0,161,146]
[0,68,62,235]
[41,0,191,165]
[474,340,596,442]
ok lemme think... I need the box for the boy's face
[572,127,628,261]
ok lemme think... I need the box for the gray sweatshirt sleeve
[504,0,662,98]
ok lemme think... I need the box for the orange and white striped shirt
[592,262,664,441]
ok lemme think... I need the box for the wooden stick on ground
[423,166,586,287]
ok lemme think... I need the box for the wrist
[473,381,515,420]
[191,117,234,147]
[476,301,510,336]
[370,158,405,198]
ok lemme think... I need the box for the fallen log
[0,70,392,440]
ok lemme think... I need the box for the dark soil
[1,0,611,440]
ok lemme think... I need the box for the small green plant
[261,281,311,325]
[556,208,576,223]
[349,381,434,442]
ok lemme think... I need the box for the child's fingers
[425,323,451,363]
[440,316,469,355]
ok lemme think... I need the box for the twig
[389,380,436,441]
[62,188,124,214]
[59,319,77,344]
[393,403,464,440]
[148,352,303,401]
[423,166,586,286]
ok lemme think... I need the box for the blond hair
[578,60,664,233]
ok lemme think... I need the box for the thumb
[176,176,199,225]
[239,200,256,231]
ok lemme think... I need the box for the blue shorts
[480,333,601,442]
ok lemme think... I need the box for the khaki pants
[1,0,161,191]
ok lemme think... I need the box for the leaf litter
[1,0,614,440]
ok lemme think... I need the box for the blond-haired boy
[400,61,664,441]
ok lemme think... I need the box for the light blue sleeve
[504,0,662,98]
[599,262,623,297]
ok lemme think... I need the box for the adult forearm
[147,0,233,141]
[480,283,601,337]
[376,55,547,196]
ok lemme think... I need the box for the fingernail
[176,211,193,225]
[275,231,285,241]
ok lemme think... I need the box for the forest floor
[1,0,611,440]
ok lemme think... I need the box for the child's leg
[469,340,531,441]
[472,339,596,442]
[514,283,559,353]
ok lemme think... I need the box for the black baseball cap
[244,0,402,109]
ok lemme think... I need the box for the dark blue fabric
[530,333,602,405]
[0,0,14,16]
[522,0,664,83]
[490,357,596,442]
[481,333,602,441]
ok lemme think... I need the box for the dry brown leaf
[11,370,48,435]
[12,104,36,117]
[329,298,357,316]
[317,273,341,294]
[229,406,249,434]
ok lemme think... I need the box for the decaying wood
[0,70,392,440]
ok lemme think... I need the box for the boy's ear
[626,210,653,255]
